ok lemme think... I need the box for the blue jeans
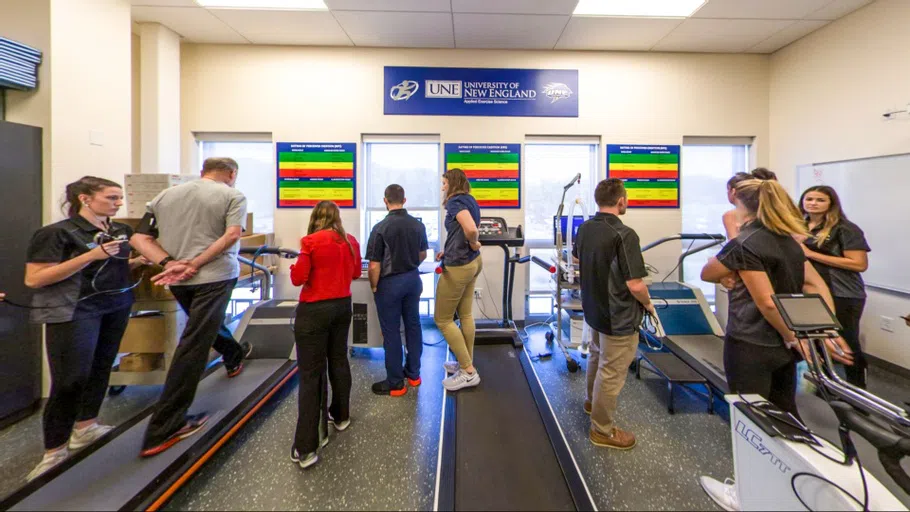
[375,270,423,387]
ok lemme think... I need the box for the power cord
[3,242,142,310]
[736,394,870,511]
[661,239,696,284]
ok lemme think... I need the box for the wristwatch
[158,256,174,267]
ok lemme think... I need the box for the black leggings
[834,297,867,388]
[724,336,800,421]
[294,297,353,454]
[44,308,131,449]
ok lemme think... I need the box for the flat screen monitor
[553,216,586,246]
[773,294,842,332]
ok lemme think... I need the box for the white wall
[1,0,53,221]
[49,0,132,220]
[770,0,910,369]
[180,45,771,319]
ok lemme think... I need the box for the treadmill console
[478,217,508,237]
[478,217,524,248]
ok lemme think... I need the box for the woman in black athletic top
[799,185,870,388]
[698,178,853,511]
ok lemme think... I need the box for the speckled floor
[165,330,449,511]
[6,325,908,511]
[164,327,735,511]
[0,385,161,503]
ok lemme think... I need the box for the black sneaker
[226,342,254,378]
[140,413,210,457]
[372,380,407,396]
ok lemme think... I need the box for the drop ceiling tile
[454,13,569,49]
[324,0,450,12]
[556,16,683,51]
[210,8,352,45]
[652,18,794,53]
[747,19,829,53]
[452,0,579,15]
[132,6,249,43]
[332,10,454,47]
[806,0,874,20]
[132,0,198,6]
[693,0,830,19]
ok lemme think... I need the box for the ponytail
[63,176,122,218]
[734,179,808,237]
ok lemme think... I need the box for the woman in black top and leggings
[799,185,871,388]
[24,177,146,482]
[698,178,853,510]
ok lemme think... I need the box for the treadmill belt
[455,344,575,511]
[11,359,291,511]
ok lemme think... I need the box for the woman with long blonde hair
[434,168,483,391]
[289,201,362,469]
[799,185,870,388]
[698,179,854,511]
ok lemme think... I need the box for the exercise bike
[723,294,910,511]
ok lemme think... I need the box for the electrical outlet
[474,289,482,299]
[881,316,895,333]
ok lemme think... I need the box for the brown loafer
[590,427,636,450]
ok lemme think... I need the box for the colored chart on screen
[607,145,680,208]
[445,144,520,208]
[277,143,356,208]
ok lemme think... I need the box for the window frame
[362,136,443,311]
[522,137,601,316]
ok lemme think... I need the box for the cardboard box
[244,212,254,234]
[132,265,175,300]
[119,314,168,353]
[119,353,163,372]
[239,233,277,276]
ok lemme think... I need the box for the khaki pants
[433,257,483,369]
[585,328,639,435]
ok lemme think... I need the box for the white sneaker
[699,476,740,512]
[291,448,319,469]
[331,418,351,432]
[443,361,459,375]
[26,449,70,482]
[442,369,481,391]
[68,423,114,450]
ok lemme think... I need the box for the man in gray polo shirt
[130,157,249,456]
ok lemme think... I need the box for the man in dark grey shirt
[131,157,250,457]
[573,178,655,451]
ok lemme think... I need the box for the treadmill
[434,217,596,512]
[0,247,301,511]
[641,234,730,394]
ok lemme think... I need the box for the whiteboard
[798,153,910,295]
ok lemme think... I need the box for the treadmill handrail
[237,257,272,301]
[237,246,300,258]
[516,255,556,273]
[641,233,725,253]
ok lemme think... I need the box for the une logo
[543,82,573,103]
[390,80,419,101]
[425,80,463,99]
[736,421,791,474]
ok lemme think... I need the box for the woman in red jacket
[289,201,362,469]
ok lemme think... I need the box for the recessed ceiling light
[573,0,706,18]
[195,0,327,10]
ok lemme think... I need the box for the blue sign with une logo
[384,66,578,118]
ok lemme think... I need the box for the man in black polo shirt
[366,184,429,396]
[573,178,655,450]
